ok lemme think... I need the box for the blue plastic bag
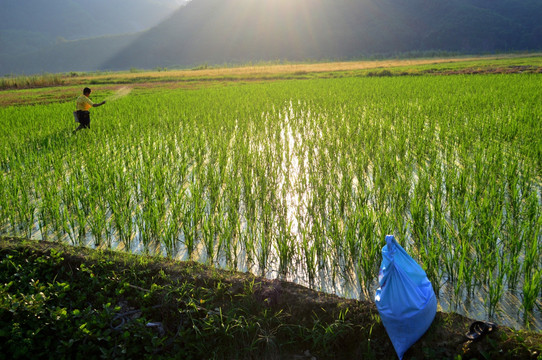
[375,235,437,359]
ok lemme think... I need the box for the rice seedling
[1,73,540,330]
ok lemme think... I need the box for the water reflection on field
[2,76,541,332]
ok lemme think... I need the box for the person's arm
[92,100,106,107]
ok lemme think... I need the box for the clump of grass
[0,73,64,90]
[3,238,542,359]
[0,238,376,359]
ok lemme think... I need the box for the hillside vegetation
[0,0,187,64]
[1,0,541,74]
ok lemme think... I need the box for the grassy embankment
[1,237,541,359]
[1,53,541,108]
[2,53,542,90]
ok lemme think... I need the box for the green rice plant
[344,214,360,274]
[181,208,196,260]
[66,169,91,245]
[184,182,205,260]
[59,201,76,245]
[222,184,242,268]
[355,209,379,297]
[522,215,541,315]
[274,218,294,278]
[327,210,345,283]
[36,199,50,241]
[310,218,328,274]
[13,174,37,239]
[107,170,134,251]
[163,194,184,258]
[239,225,254,271]
[255,227,271,277]
[74,195,88,245]
[522,268,541,317]
[487,255,506,317]
[300,224,317,287]
[0,175,10,232]
[422,232,444,298]
[202,212,220,265]
[48,190,64,242]
[1,72,541,330]
[88,198,106,247]
[220,212,238,268]
[410,174,430,243]
[35,177,53,242]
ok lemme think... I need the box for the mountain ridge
[1,0,541,75]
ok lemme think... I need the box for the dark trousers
[75,110,90,131]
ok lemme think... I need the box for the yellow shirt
[76,95,94,111]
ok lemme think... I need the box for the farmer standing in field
[73,87,106,133]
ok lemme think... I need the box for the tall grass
[0,73,64,90]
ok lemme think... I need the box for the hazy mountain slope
[1,34,140,75]
[0,0,187,60]
[0,0,186,39]
[2,0,541,74]
[101,0,542,70]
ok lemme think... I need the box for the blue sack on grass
[375,235,437,359]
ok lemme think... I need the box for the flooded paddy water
[1,75,541,331]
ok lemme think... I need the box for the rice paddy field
[1,58,541,331]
